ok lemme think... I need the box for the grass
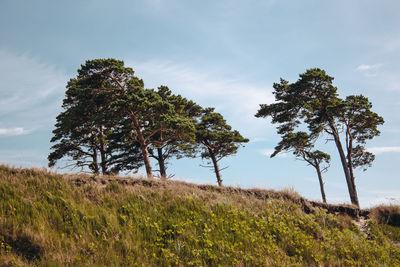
[0,165,399,266]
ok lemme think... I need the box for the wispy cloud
[260,149,287,158]
[355,63,383,77]
[359,189,400,208]
[132,60,274,111]
[367,146,400,154]
[130,60,275,139]
[0,48,66,129]
[355,64,383,71]
[0,127,31,136]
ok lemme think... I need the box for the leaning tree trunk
[208,148,223,187]
[346,129,359,208]
[130,113,153,178]
[157,147,167,179]
[328,120,359,207]
[315,163,327,204]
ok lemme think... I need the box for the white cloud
[367,146,400,154]
[0,127,31,136]
[355,64,383,71]
[359,189,400,208]
[130,60,275,139]
[260,149,287,158]
[355,63,383,77]
[0,48,66,129]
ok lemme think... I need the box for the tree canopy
[256,68,384,207]
[196,108,249,186]
[48,59,138,174]
[148,86,202,179]
[50,58,248,186]
[272,131,330,203]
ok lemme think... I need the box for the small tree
[272,132,330,203]
[256,68,384,207]
[196,108,249,186]
[148,86,202,179]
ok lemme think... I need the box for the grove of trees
[49,62,384,206]
[49,59,248,185]
[256,68,384,207]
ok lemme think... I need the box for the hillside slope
[0,165,399,266]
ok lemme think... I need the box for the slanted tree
[148,86,202,179]
[271,132,330,203]
[196,108,249,186]
[339,95,383,178]
[256,68,384,207]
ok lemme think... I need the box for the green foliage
[1,165,399,266]
[49,58,143,175]
[49,59,203,179]
[272,131,330,203]
[148,86,202,178]
[256,68,384,207]
[196,108,249,186]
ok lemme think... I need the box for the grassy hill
[0,165,399,266]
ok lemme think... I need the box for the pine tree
[148,86,202,179]
[271,132,330,203]
[196,108,249,186]
[256,68,384,207]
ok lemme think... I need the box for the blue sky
[1,0,400,208]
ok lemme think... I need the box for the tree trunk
[130,113,153,178]
[328,121,359,207]
[345,128,359,208]
[92,146,99,175]
[208,148,223,186]
[98,126,108,175]
[315,164,327,204]
[157,147,167,179]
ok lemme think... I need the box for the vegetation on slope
[0,165,399,266]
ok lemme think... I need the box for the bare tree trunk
[130,113,153,178]
[329,121,359,207]
[157,147,167,179]
[315,164,327,204]
[208,148,223,186]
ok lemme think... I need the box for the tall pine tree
[256,68,384,207]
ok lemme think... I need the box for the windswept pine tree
[271,132,330,203]
[148,86,202,179]
[50,59,200,178]
[256,68,384,207]
[196,108,249,186]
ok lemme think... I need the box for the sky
[1,0,400,208]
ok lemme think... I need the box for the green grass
[0,165,399,266]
